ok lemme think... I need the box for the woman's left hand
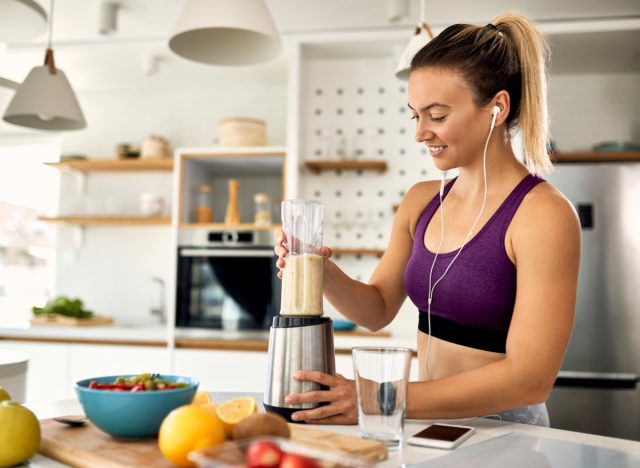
[285,371,358,425]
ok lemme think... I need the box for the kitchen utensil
[224,179,241,225]
[53,415,88,427]
[30,315,114,326]
[38,418,387,467]
[264,199,335,422]
[74,374,198,438]
[190,436,368,467]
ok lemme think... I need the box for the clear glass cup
[352,347,412,449]
[280,199,324,316]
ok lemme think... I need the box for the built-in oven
[176,228,280,331]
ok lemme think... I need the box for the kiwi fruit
[232,412,291,440]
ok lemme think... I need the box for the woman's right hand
[274,228,333,279]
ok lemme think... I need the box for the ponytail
[492,13,552,173]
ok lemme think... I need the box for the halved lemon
[192,391,212,407]
[214,397,257,436]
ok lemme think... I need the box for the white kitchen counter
[0,323,169,344]
[25,393,640,467]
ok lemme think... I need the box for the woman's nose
[415,121,435,143]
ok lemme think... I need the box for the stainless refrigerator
[545,163,640,441]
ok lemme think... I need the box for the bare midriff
[416,330,505,381]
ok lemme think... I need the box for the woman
[275,12,580,426]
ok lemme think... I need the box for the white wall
[53,82,286,324]
[549,72,640,151]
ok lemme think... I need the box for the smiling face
[408,67,495,172]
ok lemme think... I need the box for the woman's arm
[406,187,580,419]
[276,182,436,331]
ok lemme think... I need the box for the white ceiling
[0,1,639,95]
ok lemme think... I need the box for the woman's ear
[492,90,511,126]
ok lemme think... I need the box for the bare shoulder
[397,180,442,238]
[511,180,581,253]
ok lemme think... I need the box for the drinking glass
[352,347,412,449]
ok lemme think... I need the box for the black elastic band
[485,23,497,30]
[418,311,507,354]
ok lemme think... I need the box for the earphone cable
[425,112,495,381]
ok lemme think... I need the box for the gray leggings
[484,403,550,427]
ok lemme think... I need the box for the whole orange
[158,404,225,467]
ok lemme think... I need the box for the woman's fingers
[321,246,333,259]
[294,370,339,387]
[290,402,345,422]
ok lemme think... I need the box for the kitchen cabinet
[69,344,170,385]
[175,146,286,228]
[0,341,169,401]
[173,349,268,393]
[0,341,70,402]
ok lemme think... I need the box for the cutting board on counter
[39,418,387,467]
[30,314,114,326]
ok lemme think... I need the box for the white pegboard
[298,54,440,289]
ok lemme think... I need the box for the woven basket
[218,117,266,146]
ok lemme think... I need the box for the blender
[264,199,335,422]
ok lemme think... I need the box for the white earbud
[490,105,500,130]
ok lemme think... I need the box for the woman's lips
[428,145,448,157]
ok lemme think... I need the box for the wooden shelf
[38,216,171,226]
[333,248,384,257]
[179,223,279,230]
[180,146,286,159]
[553,151,640,163]
[304,160,388,174]
[47,158,174,173]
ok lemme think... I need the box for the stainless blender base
[263,401,330,424]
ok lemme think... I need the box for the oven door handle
[180,249,275,258]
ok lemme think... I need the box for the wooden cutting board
[30,315,114,326]
[39,418,387,467]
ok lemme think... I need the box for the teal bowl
[75,374,199,439]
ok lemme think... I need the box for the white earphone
[424,103,501,380]
[490,105,501,130]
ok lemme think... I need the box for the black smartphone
[407,424,475,449]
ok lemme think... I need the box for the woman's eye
[431,115,446,122]
[410,114,419,121]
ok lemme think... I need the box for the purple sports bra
[404,174,545,353]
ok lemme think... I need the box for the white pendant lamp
[0,0,48,42]
[2,0,86,131]
[169,0,282,66]
[395,0,434,81]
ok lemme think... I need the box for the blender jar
[280,199,324,316]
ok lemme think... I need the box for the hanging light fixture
[168,0,282,66]
[0,0,48,42]
[2,0,86,131]
[395,0,434,81]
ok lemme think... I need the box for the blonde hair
[411,12,553,174]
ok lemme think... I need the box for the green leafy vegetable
[32,296,94,319]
